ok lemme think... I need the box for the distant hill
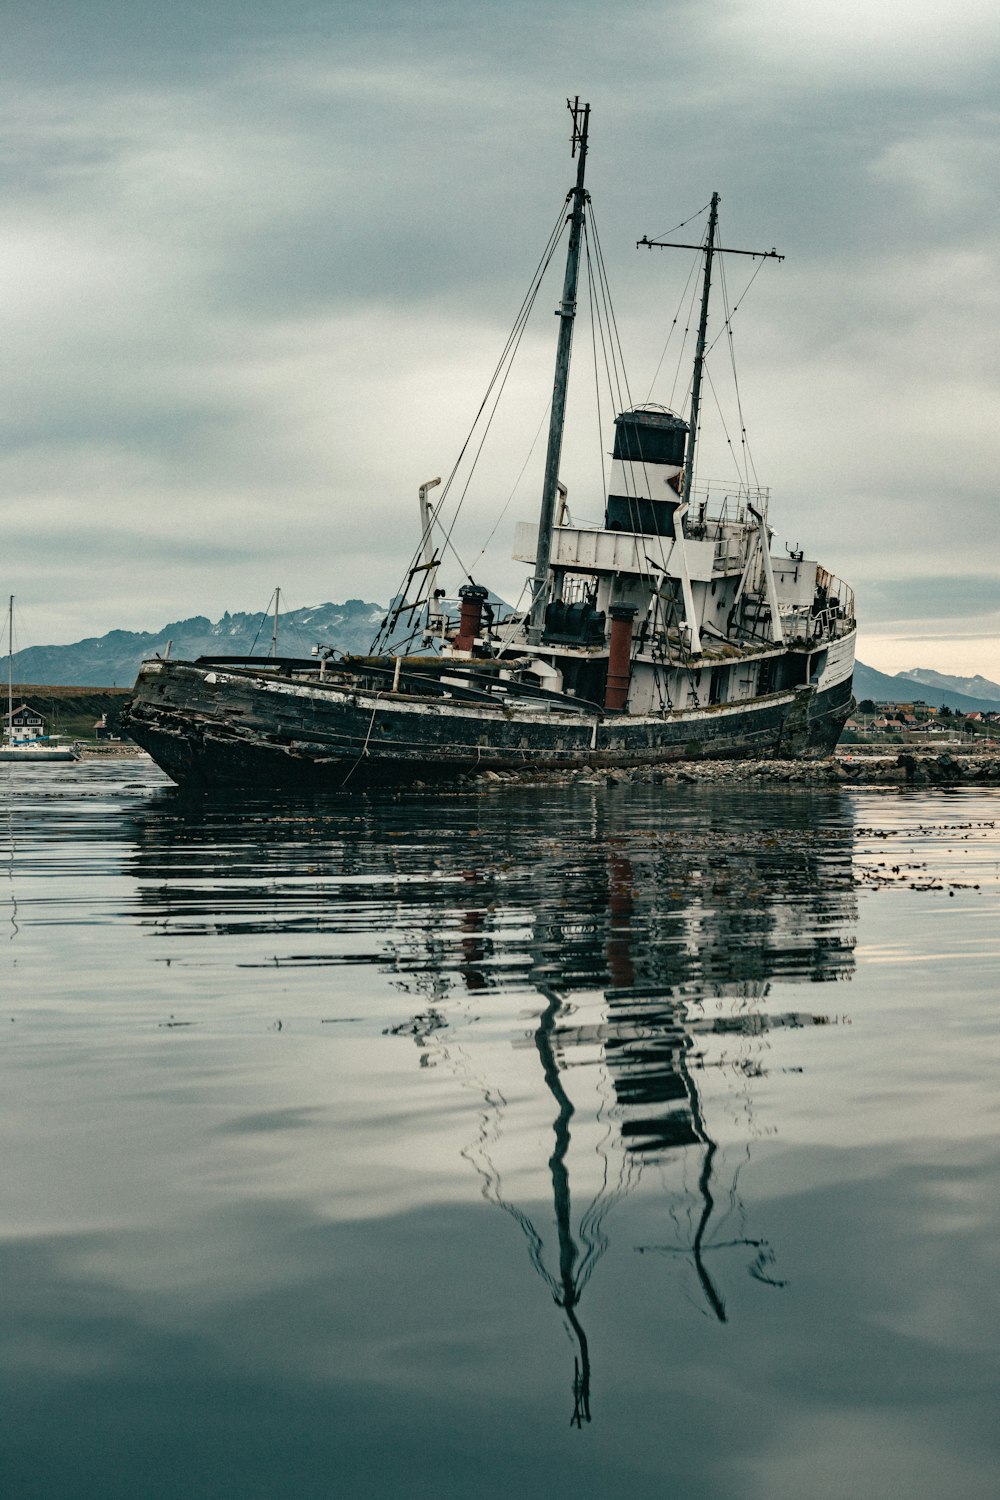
[8,601,386,687]
[9,605,999,711]
[896,667,1000,704]
[853,661,1000,714]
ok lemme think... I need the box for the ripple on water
[1,760,998,1499]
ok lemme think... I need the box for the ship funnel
[454,584,489,652]
[605,408,689,537]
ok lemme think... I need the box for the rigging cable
[643,202,710,405]
[589,208,657,553]
[247,588,279,656]
[714,243,762,492]
[584,232,608,504]
[370,198,571,652]
[643,200,714,247]
[588,207,680,696]
[644,249,701,405]
[703,363,747,490]
[467,396,553,573]
[668,265,702,417]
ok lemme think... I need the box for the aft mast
[527,98,590,645]
[639,203,783,515]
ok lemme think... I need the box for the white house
[3,704,47,743]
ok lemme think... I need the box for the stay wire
[589,205,633,417]
[593,213,672,619]
[459,214,576,583]
[588,208,669,617]
[370,197,570,651]
[714,243,761,492]
[669,267,702,414]
[645,249,701,404]
[704,251,767,360]
[248,588,279,656]
[703,363,746,489]
[584,233,608,504]
[469,396,552,570]
[446,239,558,541]
[584,228,618,493]
[723,255,762,492]
[715,252,748,490]
[587,219,638,517]
[644,200,712,247]
[428,203,568,510]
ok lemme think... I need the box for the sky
[2,0,998,677]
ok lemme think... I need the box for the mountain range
[8,603,1000,712]
[851,661,1000,714]
[895,667,1000,704]
[9,601,386,688]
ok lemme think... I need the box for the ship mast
[527,98,590,646]
[681,191,719,512]
[639,204,783,513]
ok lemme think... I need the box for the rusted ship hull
[124,656,854,790]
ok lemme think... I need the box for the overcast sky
[3,0,998,676]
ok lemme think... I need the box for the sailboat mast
[271,587,280,659]
[7,595,13,730]
[680,191,719,513]
[527,98,590,645]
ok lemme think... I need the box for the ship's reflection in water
[133,781,856,1426]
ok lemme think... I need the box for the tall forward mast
[682,191,719,512]
[527,97,590,645]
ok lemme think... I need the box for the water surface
[2,761,998,1498]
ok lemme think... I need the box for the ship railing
[557,508,756,576]
[686,483,770,536]
[556,482,769,540]
[779,604,855,644]
[711,533,748,570]
[818,570,855,620]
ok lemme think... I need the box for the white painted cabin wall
[772,560,819,606]
[607,457,682,504]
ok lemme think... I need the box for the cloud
[0,1,997,672]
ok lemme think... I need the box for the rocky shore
[77,743,148,758]
[470,749,1000,789]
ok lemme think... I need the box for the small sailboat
[1,597,78,763]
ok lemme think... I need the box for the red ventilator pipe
[454,585,488,652]
[604,606,636,711]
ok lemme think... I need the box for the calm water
[1,760,998,1499]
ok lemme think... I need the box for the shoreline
[74,743,1000,788]
[470,749,1000,789]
